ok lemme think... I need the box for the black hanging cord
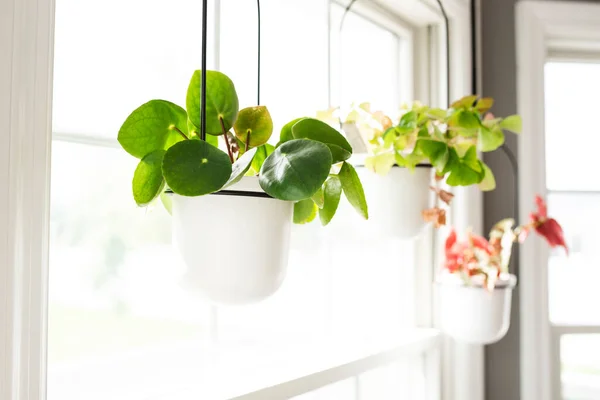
[435,0,451,107]
[337,0,359,128]
[200,0,208,141]
[257,0,261,105]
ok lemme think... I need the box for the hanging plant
[118,70,368,225]
[317,97,522,236]
[323,96,522,189]
[438,195,567,344]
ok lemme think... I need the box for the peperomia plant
[117,70,368,225]
[443,195,568,290]
[321,96,522,191]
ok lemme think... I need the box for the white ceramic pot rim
[165,176,276,199]
[348,153,433,169]
[436,273,518,290]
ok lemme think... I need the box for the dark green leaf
[445,146,485,187]
[132,150,166,206]
[118,100,188,159]
[478,125,504,152]
[224,147,257,188]
[162,139,232,196]
[291,118,352,163]
[186,70,239,135]
[293,199,318,224]
[279,117,305,146]
[338,162,368,219]
[417,139,449,170]
[259,139,332,201]
[319,176,342,226]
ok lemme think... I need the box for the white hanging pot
[357,164,433,238]
[438,274,517,345]
[170,177,293,305]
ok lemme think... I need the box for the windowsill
[48,328,440,400]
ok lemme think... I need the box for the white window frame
[516,2,600,400]
[0,0,476,399]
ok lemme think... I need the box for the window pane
[219,0,329,135]
[52,0,216,137]
[47,142,212,399]
[548,193,600,324]
[545,62,600,191]
[561,335,600,400]
[330,4,399,114]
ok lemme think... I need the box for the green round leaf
[291,118,352,163]
[132,150,166,206]
[293,199,318,224]
[234,106,274,148]
[338,162,368,220]
[259,139,332,201]
[118,100,188,159]
[186,70,239,135]
[417,139,449,170]
[319,176,342,226]
[279,117,305,146]
[162,140,232,196]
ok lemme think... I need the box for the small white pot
[358,165,433,238]
[438,274,517,345]
[171,177,293,305]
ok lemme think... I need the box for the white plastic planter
[357,164,433,238]
[438,274,517,345]
[171,177,293,305]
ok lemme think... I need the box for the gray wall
[480,1,600,399]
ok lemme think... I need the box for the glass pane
[47,142,212,399]
[548,193,600,324]
[545,62,600,191]
[219,0,329,135]
[52,0,216,137]
[330,4,398,114]
[561,335,600,400]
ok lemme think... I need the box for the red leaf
[445,229,457,253]
[535,218,568,254]
[469,233,492,254]
[534,195,548,219]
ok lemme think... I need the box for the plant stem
[172,126,189,140]
[245,131,250,153]
[219,117,235,163]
